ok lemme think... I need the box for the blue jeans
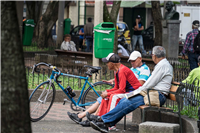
[188,52,200,70]
[85,38,93,52]
[132,35,145,54]
[101,92,166,126]
[182,88,197,106]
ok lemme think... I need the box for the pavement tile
[31,102,138,133]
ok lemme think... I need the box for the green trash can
[23,19,35,46]
[94,22,116,58]
[64,18,71,35]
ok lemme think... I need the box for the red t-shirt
[106,64,141,96]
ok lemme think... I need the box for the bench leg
[159,110,161,122]
[178,113,182,133]
[142,109,145,122]
[123,115,126,131]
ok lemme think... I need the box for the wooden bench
[123,82,184,133]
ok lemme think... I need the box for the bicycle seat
[84,65,101,70]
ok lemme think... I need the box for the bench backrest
[168,85,179,101]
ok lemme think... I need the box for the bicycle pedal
[63,98,69,105]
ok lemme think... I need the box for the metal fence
[163,82,200,120]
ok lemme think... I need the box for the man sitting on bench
[89,46,173,133]
[67,51,150,128]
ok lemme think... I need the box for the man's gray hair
[152,46,166,58]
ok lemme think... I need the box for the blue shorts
[97,97,102,104]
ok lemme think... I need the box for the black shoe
[90,121,108,133]
[86,112,102,122]
[67,112,82,124]
[79,120,90,127]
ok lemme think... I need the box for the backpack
[193,31,200,53]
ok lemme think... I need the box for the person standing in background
[79,27,84,51]
[132,15,146,55]
[84,17,94,52]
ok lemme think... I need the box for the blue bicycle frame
[50,69,101,108]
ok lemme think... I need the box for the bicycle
[29,62,113,122]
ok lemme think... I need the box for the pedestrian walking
[182,20,200,70]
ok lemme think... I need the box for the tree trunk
[26,1,70,48]
[1,1,32,133]
[151,1,162,46]
[103,1,111,22]
[103,1,121,54]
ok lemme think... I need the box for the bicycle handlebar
[32,62,61,75]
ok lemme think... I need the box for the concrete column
[162,20,181,58]
[16,1,24,42]
[56,1,65,46]
[92,0,103,81]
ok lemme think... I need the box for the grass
[23,42,56,52]
[163,103,199,120]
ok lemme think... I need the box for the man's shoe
[109,125,119,131]
[79,120,90,127]
[67,112,82,124]
[90,121,108,133]
[86,112,102,122]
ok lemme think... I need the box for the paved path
[31,102,139,133]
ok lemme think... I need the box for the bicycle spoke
[29,82,55,122]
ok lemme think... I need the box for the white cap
[128,51,142,62]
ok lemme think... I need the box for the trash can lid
[65,18,71,22]
[94,22,116,30]
[25,19,35,25]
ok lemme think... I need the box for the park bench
[123,82,185,133]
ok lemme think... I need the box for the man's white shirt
[118,44,129,57]
[132,58,173,95]
[61,41,77,51]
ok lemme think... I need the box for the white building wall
[79,1,85,25]
[69,1,79,27]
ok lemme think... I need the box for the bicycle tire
[29,81,56,122]
[81,81,113,110]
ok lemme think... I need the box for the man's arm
[60,42,64,50]
[106,76,118,93]
[137,26,144,31]
[106,71,127,96]
[138,66,151,85]
[84,25,86,39]
[139,80,145,85]
[182,69,194,84]
[102,79,114,84]
[133,65,164,94]
[79,28,84,35]
[70,41,77,51]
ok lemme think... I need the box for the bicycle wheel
[29,81,56,122]
[81,81,113,110]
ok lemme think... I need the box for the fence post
[198,107,200,132]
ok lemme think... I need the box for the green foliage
[181,106,198,120]
[163,104,198,120]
